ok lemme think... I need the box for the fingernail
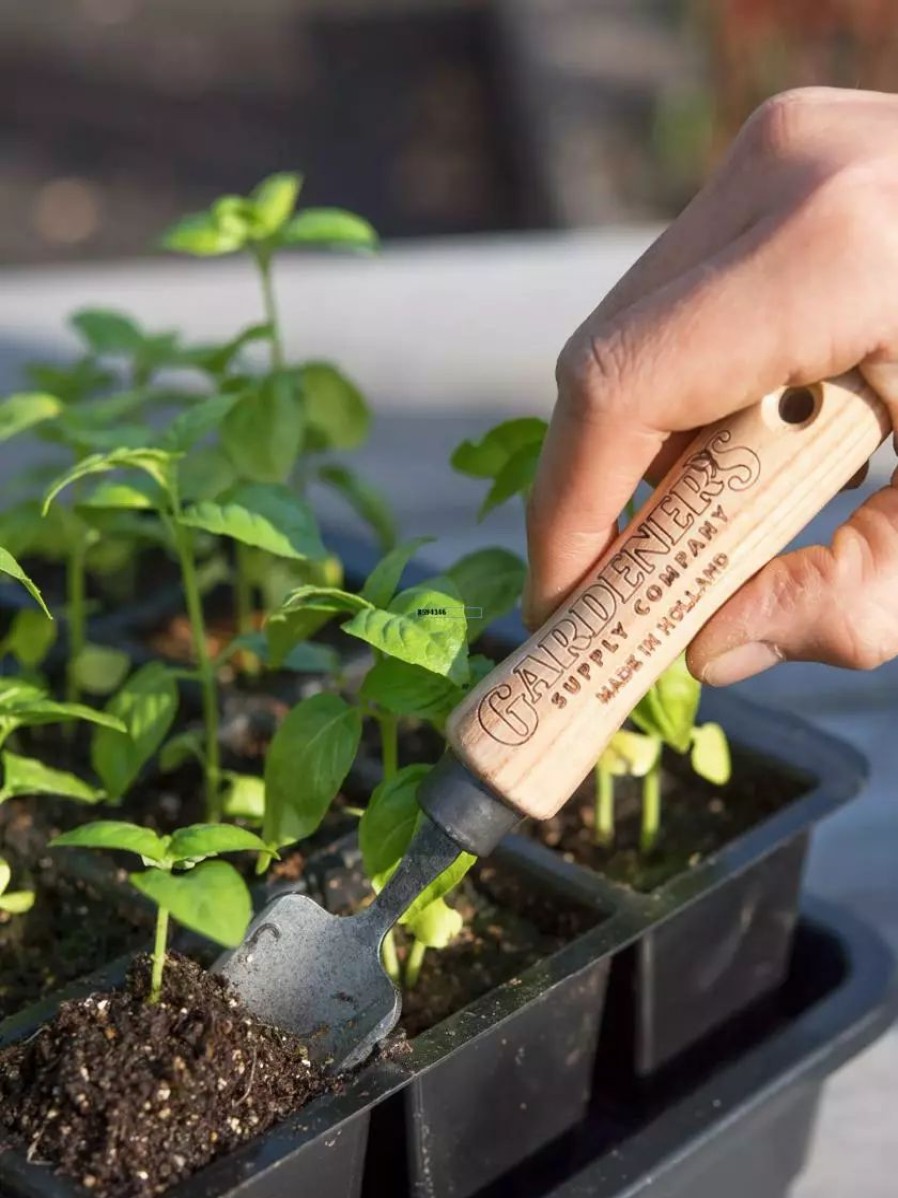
[700,641,783,687]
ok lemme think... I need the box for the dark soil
[529,746,806,893]
[311,846,598,1040]
[398,860,597,1037]
[0,954,335,1198]
[0,799,152,1020]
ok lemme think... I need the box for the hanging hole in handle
[777,385,820,428]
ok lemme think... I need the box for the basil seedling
[51,821,271,1001]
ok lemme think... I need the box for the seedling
[42,431,330,818]
[162,172,392,633]
[51,821,270,1001]
[620,656,731,852]
[0,856,34,916]
[261,538,515,982]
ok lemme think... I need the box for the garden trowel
[216,370,890,1072]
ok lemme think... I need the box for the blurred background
[3,0,898,265]
[1,6,898,1196]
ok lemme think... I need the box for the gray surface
[0,231,895,1195]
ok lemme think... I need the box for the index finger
[523,203,891,628]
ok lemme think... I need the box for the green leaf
[181,324,272,378]
[71,644,132,696]
[56,389,149,429]
[178,445,237,503]
[52,820,169,863]
[221,373,304,484]
[0,856,9,894]
[690,723,732,786]
[159,730,205,773]
[280,641,342,675]
[162,392,243,452]
[251,172,302,237]
[0,548,51,619]
[360,658,463,722]
[360,537,434,609]
[0,689,126,739]
[344,582,468,684]
[300,363,370,451]
[631,657,701,753]
[57,422,157,455]
[25,358,113,403]
[0,751,105,804]
[167,823,269,863]
[600,730,661,778]
[0,393,62,443]
[401,851,475,927]
[0,889,34,915]
[360,765,430,885]
[179,483,325,561]
[221,772,266,822]
[451,418,547,479]
[317,465,395,551]
[71,309,143,355]
[263,694,361,846]
[78,474,163,512]
[404,896,463,948]
[91,663,179,800]
[282,208,378,251]
[446,547,526,637]
[163,211,246,257]
[43,448,177,514]
[1,609,56,669]
[480,442,542,518]
[131,860,251,948]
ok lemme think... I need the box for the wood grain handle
[446,371,890,820]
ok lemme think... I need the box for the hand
[524,86,898,686]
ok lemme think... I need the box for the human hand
[524,87,898,686]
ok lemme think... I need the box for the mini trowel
[215,370,890,1072]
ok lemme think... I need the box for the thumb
[688,483,898,686]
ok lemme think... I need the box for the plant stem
[255,248,284,370]
[404,938,427,989]
[65,532,88,707]
[234,542,254,636]
[381,929,401,985]
[149,906,170,1003]
[640,759,662,855]
[378,711,399,782]
[174,526,221,821]
[594,763,615,846]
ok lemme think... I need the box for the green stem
[174,525,221,821]
[379,711,399,782]
[234,542,254,636]
[595,763,615,846]
[404,938,427,989]
[640,758,662,855]
[381,929,401,985]
[255,248,284,370]
[149,906,170,1003]
[65,533,88,707]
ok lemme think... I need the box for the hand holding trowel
[216,370,889,1072]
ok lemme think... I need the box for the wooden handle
[447,371,890,820]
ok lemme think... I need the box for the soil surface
[313,848,597,1040]
[398,860,596,1037]
[0,798,152,1020]
[529,747,806,893]
[0,954,335,1198]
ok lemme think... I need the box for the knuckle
[555,324,635,419]
[738,88,826,162]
